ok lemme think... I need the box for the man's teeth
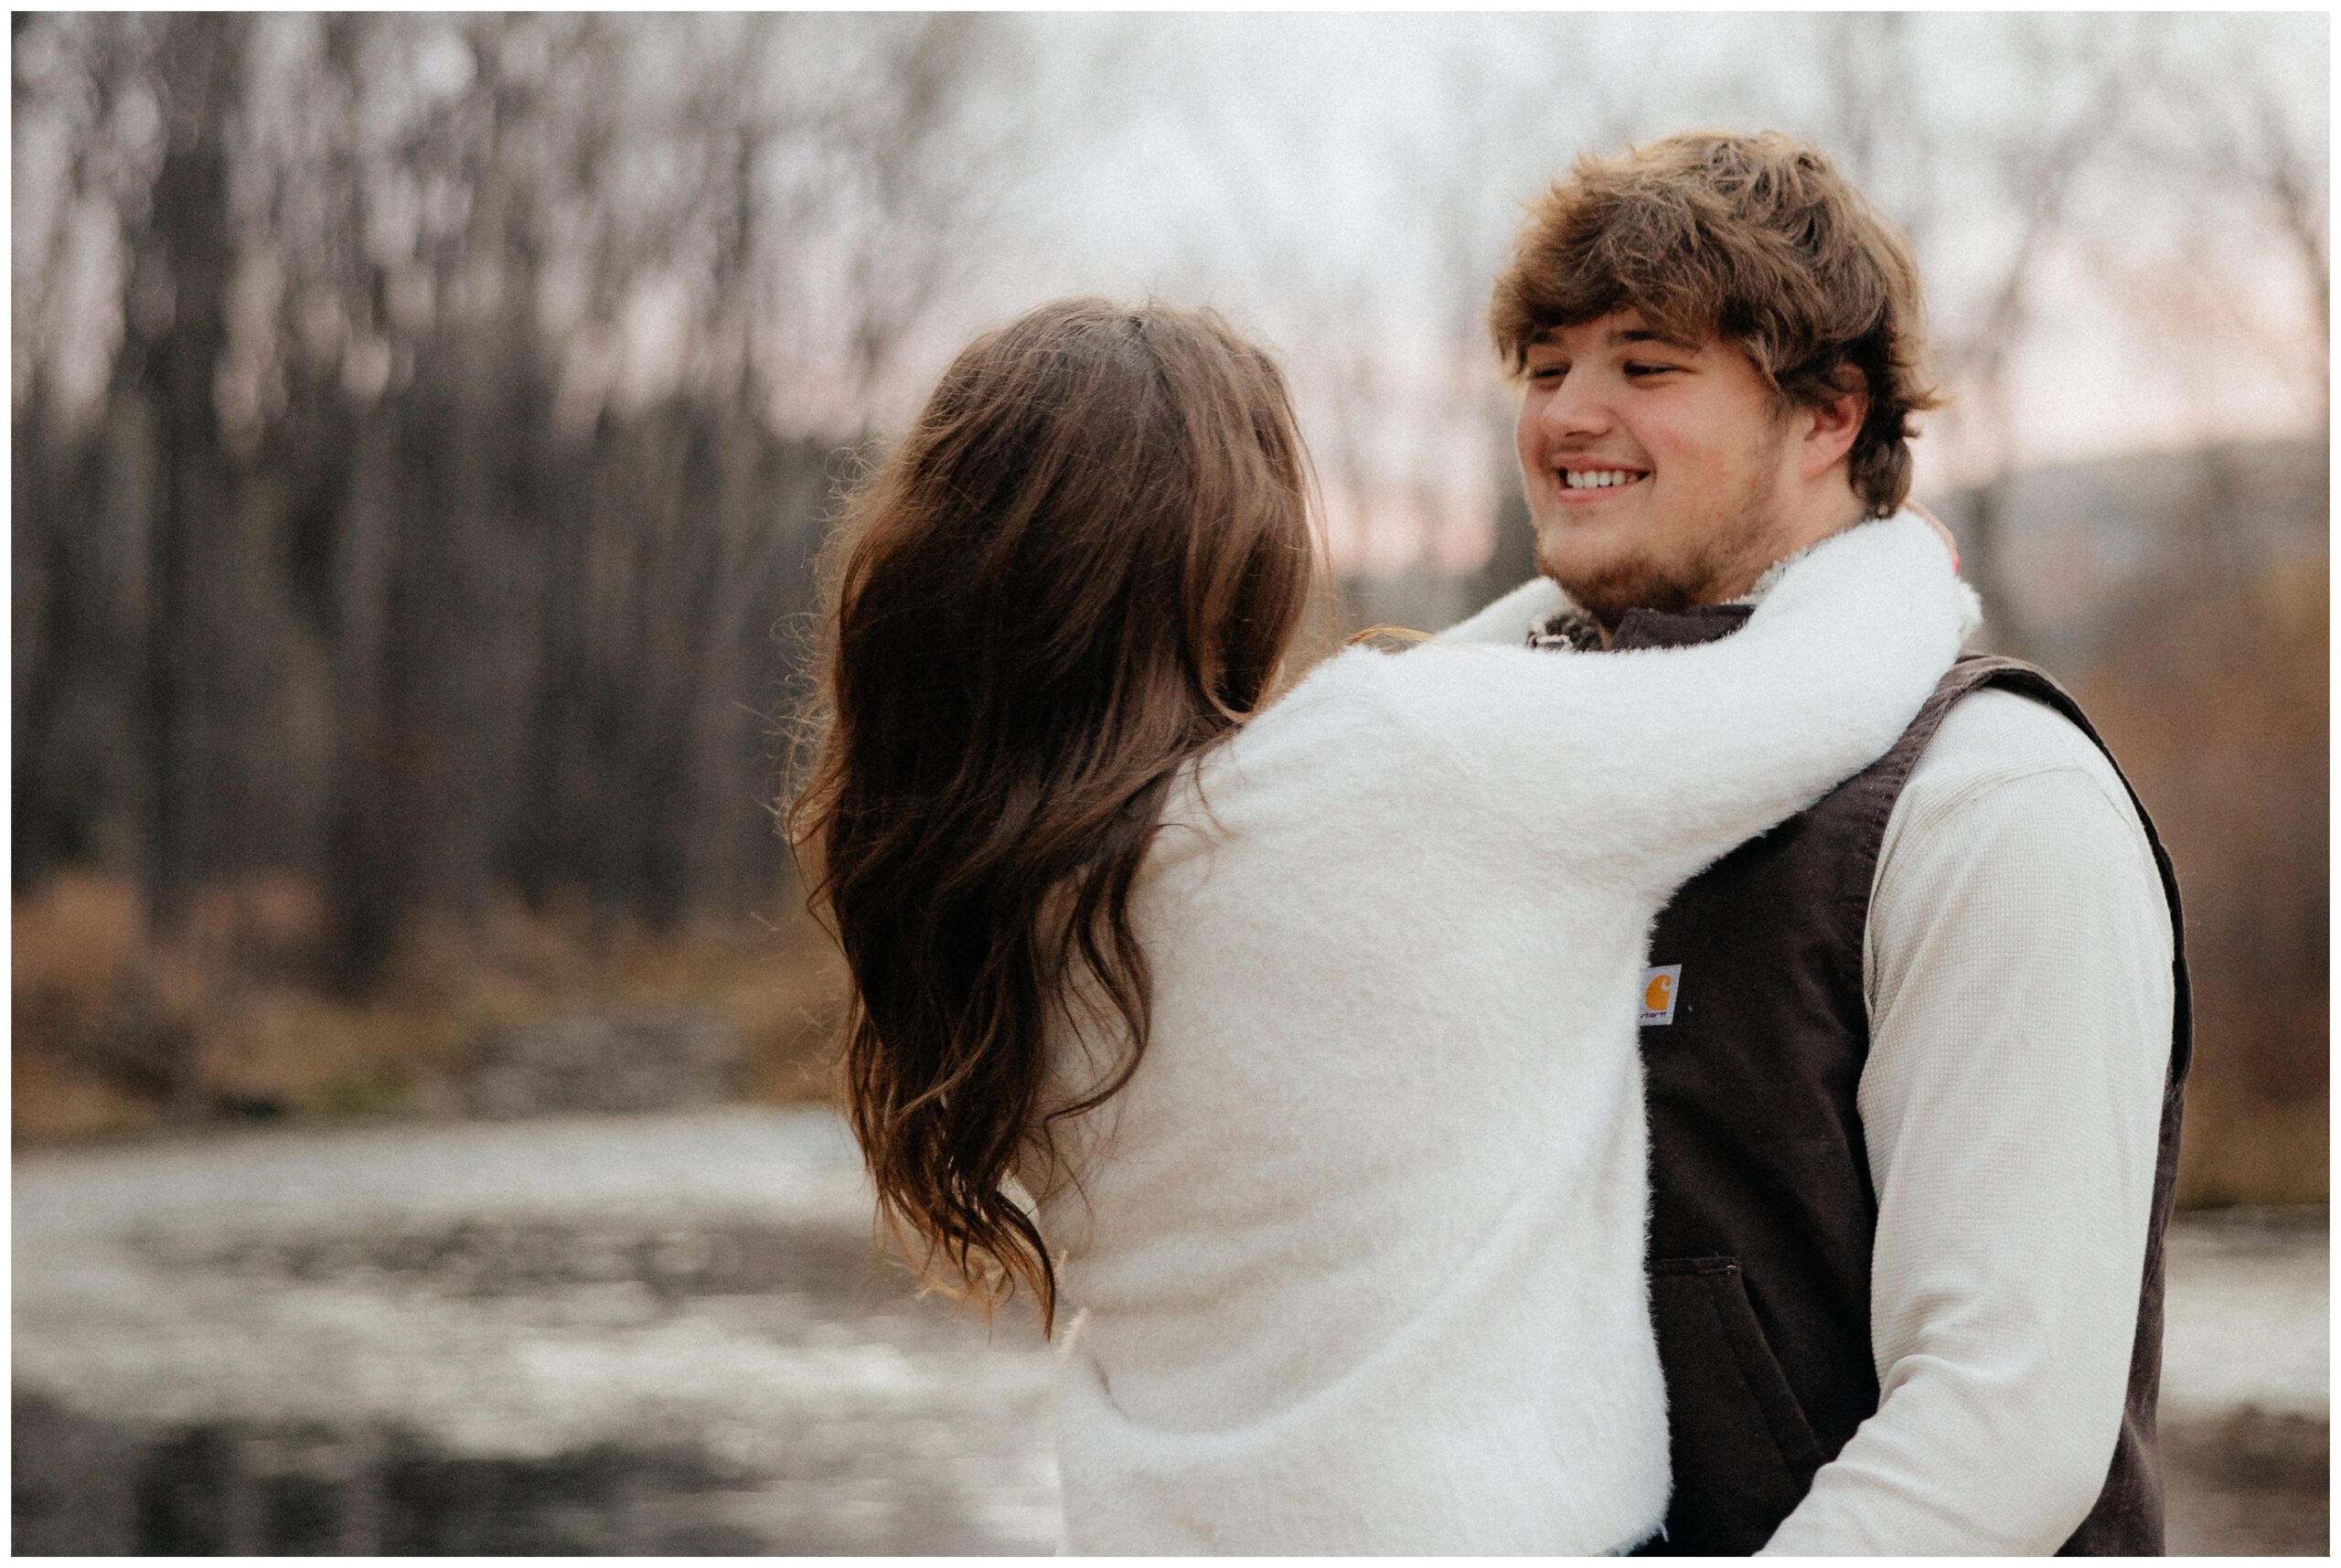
[1562,469,1641,489]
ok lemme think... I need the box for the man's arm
[1759,692,2175,1554]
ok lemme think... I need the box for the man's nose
[1539,373,1612,439]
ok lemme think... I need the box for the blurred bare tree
[2076,452,2327,1205]
[12,14,2325,1186]
[1792,12,2144,657]
[12,15,1043,1056]
[1801,13,2328,1196]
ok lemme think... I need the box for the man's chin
[1537,549,1707,630]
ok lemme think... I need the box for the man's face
[1514,310,1801,627]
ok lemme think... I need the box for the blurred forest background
[12,12,2327,1204]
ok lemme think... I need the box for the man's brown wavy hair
[1490,130,1941,516]
[790,298,1316,1335]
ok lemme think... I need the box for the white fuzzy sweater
[1026,513,1969,1554]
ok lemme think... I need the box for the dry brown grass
[15,869,2324,1212]
[2175,1069,2330,1210]
[2165,970,2327,1211]
[13,871,849,1147]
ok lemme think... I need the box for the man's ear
[1798,367,1868,481]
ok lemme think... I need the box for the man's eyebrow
[1609,326,1698,351]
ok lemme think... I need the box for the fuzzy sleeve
[1352,512,1967,895]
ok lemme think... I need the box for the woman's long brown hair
[790,299,1316,1334]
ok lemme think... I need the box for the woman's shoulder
[1291,629,1589,723]
[1246,573,1573,730]
[1207,647,1396,780]
[1245,640,1529,746]
[1159,649,1440,826]
[1197,641,1540,809]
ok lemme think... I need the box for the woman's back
[1032,522,1967,1552]
[1037,631,1670,1552]
[796,298,1968,1556]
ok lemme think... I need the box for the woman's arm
[1357,511,1967,894]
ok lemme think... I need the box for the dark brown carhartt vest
[1598,605,2190,1556]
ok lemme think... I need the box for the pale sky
[15,12,2326,579]
[933,12,2330,572]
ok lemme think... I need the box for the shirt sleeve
[1758,736,2175,1554]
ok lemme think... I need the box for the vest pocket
[1647,1257,1825,1553]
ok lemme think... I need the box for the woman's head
[793,298,1316,1331]
[832,298,1315,749]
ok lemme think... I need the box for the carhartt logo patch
[1640,965,1682,1026]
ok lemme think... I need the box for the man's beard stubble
[1539,527,1756,630]
[1536,447,1787,633]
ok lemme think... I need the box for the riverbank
[14,1108,2326,1552]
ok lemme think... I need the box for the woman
[792,298,1968,1552]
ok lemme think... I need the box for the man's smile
[1554,464,1652,501]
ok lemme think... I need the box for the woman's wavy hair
[789,298,1317,1334]
[1489,129,1942,517]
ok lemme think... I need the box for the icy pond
[15,1107,2327,1553]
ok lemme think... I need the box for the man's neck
[1720,491,1871,603]
[1670,489,1865,617]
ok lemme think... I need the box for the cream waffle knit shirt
[1027,513,1969,1554]
[1758,686,2175,1553]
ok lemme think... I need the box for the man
[1485,131,2187,1554]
